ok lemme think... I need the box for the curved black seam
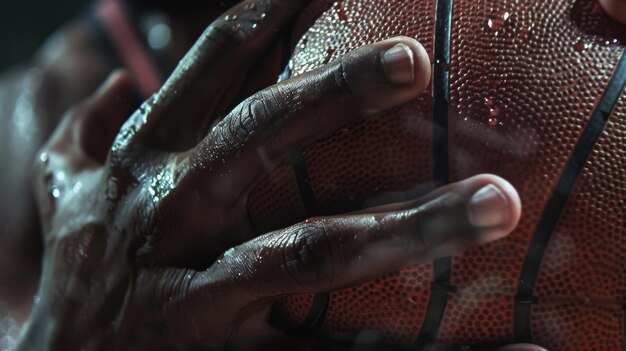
[279,26,329,333]
[513,51,626,343]
[414,0,454,348]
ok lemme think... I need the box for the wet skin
[0,1,232,318]
[0,0,561,350]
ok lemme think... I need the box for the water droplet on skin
[224,248,236,259]
[224,14,238,21]
[50,186,61,199]
[73,182,83,193]
[244,2,256,10]
[252,13,267,22]
[39,152,49,164]
[56,172,66,181]
[574,37,590,52]
[231,24,241,32]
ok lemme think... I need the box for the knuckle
[205,19,250,48]
[226,98,263,146]
[332,56,356,99]
[280,223,335,286]
[224,90,279,148]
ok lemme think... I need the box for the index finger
[133,0,315,149]
[194,175,520,301]
[156,175,521,344]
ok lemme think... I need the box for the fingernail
[468,184,509,228]
[382,43,415,85]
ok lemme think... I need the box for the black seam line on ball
[277,27,329,336]
[290,148,328,335]
[415,0,454,348]
[513,51,626,344]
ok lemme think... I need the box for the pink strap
[96,0,163,98]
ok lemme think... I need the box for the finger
[41,71,135,169]
[182,37,431,205]
[192,175,519,304]
[33,71,135,228]
[132,0,314,149]
[240,175,519,296]
[352,174,521,228]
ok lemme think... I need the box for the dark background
[0,0,88,72]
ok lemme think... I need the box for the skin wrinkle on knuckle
[227,88,284,150]
[280,223,335,286]
[225,100,256,148]
[158,269,197,317]
[333,57,357,100]
[258,86,290,141]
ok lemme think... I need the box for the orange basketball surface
[247,0,626,349]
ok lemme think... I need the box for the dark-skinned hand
[17,0,542,350]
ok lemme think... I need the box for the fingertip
[481,174,522,235]
[379,36,432,91]
[465,174,522,242]
[411,39,432,92]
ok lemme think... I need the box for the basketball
[246,0,626,349]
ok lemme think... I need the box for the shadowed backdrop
[0,0,87,72]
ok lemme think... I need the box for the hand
[19,0,524,349]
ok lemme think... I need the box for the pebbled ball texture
[247,0,626,349]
